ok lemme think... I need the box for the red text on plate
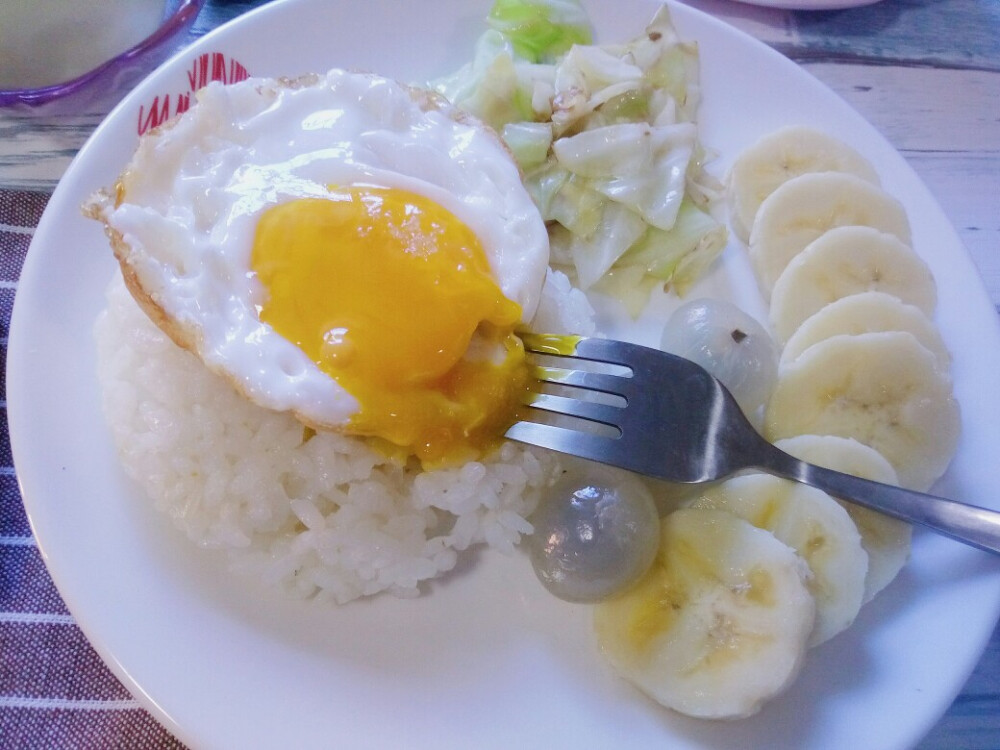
[136,52,250,136]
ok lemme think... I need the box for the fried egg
[88,70,550,466]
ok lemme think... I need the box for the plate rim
[8,1,1000,748]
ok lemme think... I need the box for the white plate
[729,0,884,10]
[9,1,1000,748]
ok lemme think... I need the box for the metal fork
[505,334,1000,555]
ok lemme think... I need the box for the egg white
[96,69,549,428]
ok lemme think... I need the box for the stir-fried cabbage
[432,1,727,315]
[487,0,592,63]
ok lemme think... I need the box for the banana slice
[764,331,960,491]
[769,226,937,341]
[689,474,866,646]
[780,291,950,371]
[593,508,815,719]
[727,126,880,244]
[774,435,911,603]
[748,172,911,296]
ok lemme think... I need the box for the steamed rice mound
[95,275,578,604]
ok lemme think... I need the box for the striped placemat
[1,187,996,748]
[0,189,185,748]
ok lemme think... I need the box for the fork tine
[518,333,585,356]
[531,366,631,398]
[520,334,636,367]
[570,336,638,365]
[519,333,632,365]
[523,392,624,429]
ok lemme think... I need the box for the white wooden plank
[681,0,1000,70]
[801,63,1000,153]
[0,112,102,190]
[788,0,1000,70]
[904,152,1000,305]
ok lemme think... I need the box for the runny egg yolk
[251,185,530,467]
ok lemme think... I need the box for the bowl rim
[0,0,207,107]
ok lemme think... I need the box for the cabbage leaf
[487,0,592,62]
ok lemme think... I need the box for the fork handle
[764,447,1000,556]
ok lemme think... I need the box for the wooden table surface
[1,0,997,747]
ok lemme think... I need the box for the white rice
[94,270,594,604]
